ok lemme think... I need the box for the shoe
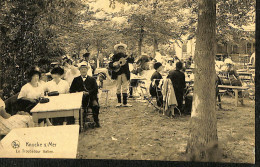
[123,104,132,107]
[84,122,95,129]
[116,103,122,107]
[95,122,101,128]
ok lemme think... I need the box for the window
[217,44,223,53]
[182,43,187,53]
[232,45,238,54]
[247,43,252,54]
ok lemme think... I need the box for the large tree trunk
[0,53,2,90]
[186,0,219,162]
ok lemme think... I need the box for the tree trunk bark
[138,25,144,56]
[153,38,158,58]
[152,0,158,58]
[0,52,2,90]
[186,0,219,162]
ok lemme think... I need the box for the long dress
[0,99,33,136]
[0,115,34,135]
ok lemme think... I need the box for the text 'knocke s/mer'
[26,142,57,147]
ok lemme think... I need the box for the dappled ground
[77,80,255,163]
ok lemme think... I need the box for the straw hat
[114,42,127,50]
[224,58,233,64]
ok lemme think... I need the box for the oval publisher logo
[11,140,20,149]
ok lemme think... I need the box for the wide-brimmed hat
[83,52,90,57]
[224,58,233,64]
[51,66,64,75]
[154,62,162,70]
[114,42,127,50]
[141,52,148,56]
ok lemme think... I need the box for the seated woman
[17,69,51,126]
[149,62,164,107]
[44,66,70,94]
[17,69,44,113]
[0,97,33,137]
[44,67,70,125]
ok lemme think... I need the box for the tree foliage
[0,0,255,99]
[181,0,255,44]
[0,0,86,99]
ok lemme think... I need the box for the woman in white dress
[17,69,44,113]
[44,66,69,94]
[44,66,70,125]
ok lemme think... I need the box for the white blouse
[18,83,44,100]
[44,79,69,94]
[0,98,5,109]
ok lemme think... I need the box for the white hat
[114,42,127,50]
[78,61,89,69]
[224,58,233,64]
[190,64,195,68]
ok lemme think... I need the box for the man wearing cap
[70,62,100,127]
[80,52,93,77]
[109,43,134,107]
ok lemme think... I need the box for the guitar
[113,54,132,72]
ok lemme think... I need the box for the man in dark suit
[70,62,100,128]
[167,62,186,113]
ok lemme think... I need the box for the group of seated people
[1,56,101,133]
[147,56,244,115]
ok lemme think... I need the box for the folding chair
[138,80,161,111]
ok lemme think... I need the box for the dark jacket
[149,71,163,97]
[167,69,186,94]
[109,53,134,80]
[70,76,98,107]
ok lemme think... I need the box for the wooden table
[31,92,83,127]
[218,85,249,107]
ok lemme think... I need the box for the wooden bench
[237,72,253,84]
[218,85,249,107]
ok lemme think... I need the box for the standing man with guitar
[109,43,135,107]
